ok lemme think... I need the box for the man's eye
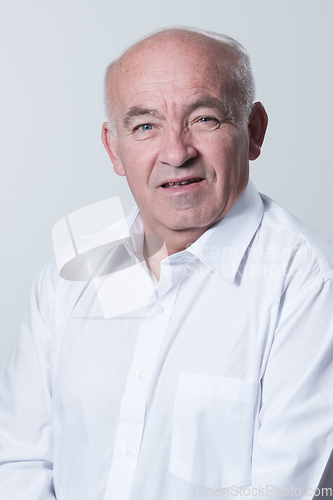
[198,116,220,124]
[194,116,220,129]
[137,123,153,132]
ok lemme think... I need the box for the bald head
[104,27,255,133]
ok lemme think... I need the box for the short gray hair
[104,26,256,131]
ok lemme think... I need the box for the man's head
[102,27,268,251]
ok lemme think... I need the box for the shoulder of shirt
[259,192,333,282]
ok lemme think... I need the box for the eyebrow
[184,96,226,116]
[122,95,227,129]
[123,107,161,128]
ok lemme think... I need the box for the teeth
[163,178,201,188]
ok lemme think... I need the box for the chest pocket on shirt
[170,373,258,490]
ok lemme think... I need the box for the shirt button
[154,303,164,314]
[122,445,131,455]
[136,370,145,380]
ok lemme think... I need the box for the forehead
[109,35,230,118]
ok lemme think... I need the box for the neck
[142,220,210,281]
[143,237,168,281]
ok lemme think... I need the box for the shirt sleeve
[0,264,56,500]
[252,278,333,498]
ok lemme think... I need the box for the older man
[0,27,333,500]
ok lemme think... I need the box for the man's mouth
[162,178,203,188]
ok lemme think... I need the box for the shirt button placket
[154,303,164,314]
[122,445,131,455]
[136,370,145,380]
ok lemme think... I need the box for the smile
[162,178,203,188]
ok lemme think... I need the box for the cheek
[197,130,234,158]
[200,140,236,174]
[119,140,159,183]
[118,151,151,190]
[206,141,248,187]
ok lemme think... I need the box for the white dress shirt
[1,180,333,500]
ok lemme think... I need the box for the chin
[163,213,214,232]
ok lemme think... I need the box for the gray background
[1,0,332,371]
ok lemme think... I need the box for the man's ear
[101,122,126,176]
[248,102,268,161]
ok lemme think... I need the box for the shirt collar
[188,180,264,282]
[125,179,264,282]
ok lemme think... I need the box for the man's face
[103,36,264,239]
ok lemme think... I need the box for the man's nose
[158,129,197,167]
